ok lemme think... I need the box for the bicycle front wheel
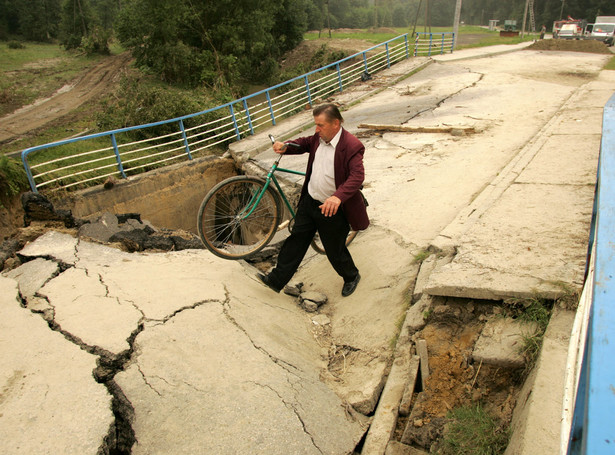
[197,176,282,259]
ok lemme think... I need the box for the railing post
[404,34,409,59]
[441,33,445,54]
[21,152,38,193]
[304,75,313,107]
[336,63,343,92]
[362,52,369,73]
[110,133,127,179]
[229,104,241,140]
[414,33,419,56]
[451,32,456,53]
[178,119,193,160]
[428,33,433,56]
[266,90,276,126]
[242,99,254,135]
[385,42,391,68]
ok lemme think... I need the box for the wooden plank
[357,123,476,134]
[416,339,430,386]
[399,355,421,416]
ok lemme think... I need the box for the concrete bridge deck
[1,42,614,454]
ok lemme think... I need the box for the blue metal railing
[563,93,615,454]
[20,32,454,193]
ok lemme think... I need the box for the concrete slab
[4,257,58,299]
[39,267,143,355]
[472,317,539,369]
[424,75,603,300]
[18,230,78,264]
[293,226,419,413]
[11,232,371,453]
[426,183,593,300]
[115,303,366,455]
[0,275,114,455]
[515,134,600,185]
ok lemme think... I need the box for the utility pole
[326,0,331,38]
[560,0,565,20]
[521,0,529,38]
[453,0,462,49]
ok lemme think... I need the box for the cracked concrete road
[6,230,404,454]
[1,43,614,454]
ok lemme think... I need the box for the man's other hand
[320,196,341,217]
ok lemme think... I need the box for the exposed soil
[280,37,380,71]
[0,52,132,145]
[527,38,613,53]
[389,297,522,452]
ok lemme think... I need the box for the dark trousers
[268,194,359,289]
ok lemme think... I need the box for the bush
[0,156,29,204]
[97,75,214,139]
[7,40,25,49]
[80,28,110,55]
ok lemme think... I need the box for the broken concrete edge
[1,194,206,272]
[361,273,423,455]
[361,253,574,453]
[503,306,576,455]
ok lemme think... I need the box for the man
[258,104,369,297]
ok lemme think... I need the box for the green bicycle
[197,134,357,260]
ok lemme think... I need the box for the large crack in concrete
[221,287,303,376]
[401,68,485,124]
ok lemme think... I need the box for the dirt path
[0,52,132,146]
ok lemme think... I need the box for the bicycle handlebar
[268,134,300,166]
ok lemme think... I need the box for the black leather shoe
[258,273,281,293]
[342,273,361,297]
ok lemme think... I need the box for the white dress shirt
[308,128,342,203]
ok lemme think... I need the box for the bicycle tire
[311,230,358,255]
[197,176,282,260]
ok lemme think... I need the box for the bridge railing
[21,32,454,193]
[562,93,615,454]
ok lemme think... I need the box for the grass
[0,155,29,207]
[414,249,432,263]
[504,295,553,371]
[440,403,509,455]
[0,41,108,117]
[304,25,538,48]
[605,54,615,70]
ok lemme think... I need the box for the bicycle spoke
[198,177,281,259]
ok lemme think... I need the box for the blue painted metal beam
[569,92,615,454]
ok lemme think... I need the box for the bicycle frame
[240,153,305,223]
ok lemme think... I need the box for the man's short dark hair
[313,104,344,123]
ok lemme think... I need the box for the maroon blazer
[286,128,370,231]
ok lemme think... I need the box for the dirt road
[0,52,132,145]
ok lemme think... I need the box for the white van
[589,23,614,46]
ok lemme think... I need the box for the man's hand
[319,196,341,217]
[273,141,287,154]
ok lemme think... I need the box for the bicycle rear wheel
[311,230,358,255]
[197,176,282,259]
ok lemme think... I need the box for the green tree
[116,0,309,87]
[59,0,93,48]
[0,0,62,41]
